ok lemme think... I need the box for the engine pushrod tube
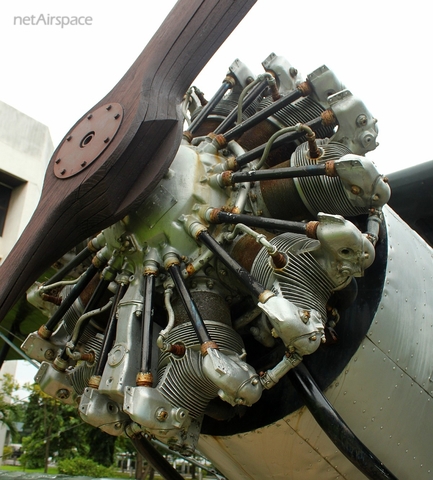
[44,263,98,332]
[128,433,185,480]
[188,81,232,134]
[210,210,308,234]
[95,282,128,377]
[59,276,110,361]
[197,229,265,299]
[83,278,110,314]
[223,88,303,142]
[168,264,212,344]
[140,274,155,373]
[229,163,327,184]
[214,78,269,134]
[236,116,324,168]
[44,246,93,286]
[289,363,398,480]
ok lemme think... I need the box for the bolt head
[289,67,298,78]
[156,409,169,422]
[356,114,368,127]
[44,349,55,361]
[56,389,70,400]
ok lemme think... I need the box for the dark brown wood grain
[0,0,257,322]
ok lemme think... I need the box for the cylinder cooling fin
[21,46,429,480]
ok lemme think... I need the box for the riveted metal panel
[199,422,358,480]
[325,338,433,478]
[368,206,433,390]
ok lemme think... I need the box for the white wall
[0,100,53,262]
[0,101,53,462]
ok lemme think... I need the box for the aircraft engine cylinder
[251,232,336,320]
[291,140,367,217]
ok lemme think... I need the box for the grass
[0,464,166,479]
[0,464,59,475]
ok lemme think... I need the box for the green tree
[20,384,89,471]
[85,427,116,467]
[0,373,21,440]
[20,383,117,471]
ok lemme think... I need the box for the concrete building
[0,100,53,462]
[0,99,53,263]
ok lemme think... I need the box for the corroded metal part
[54,103,123,179]
[136,372,154,387]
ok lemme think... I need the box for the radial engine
[22,54,390,456]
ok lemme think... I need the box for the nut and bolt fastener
[44,349,55,360]
[156,409,169,422]
[56,389,70,400]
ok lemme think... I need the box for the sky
[1,0,432,386]
[1,0,432,176]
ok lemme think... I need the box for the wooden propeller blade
[0,0,257,322]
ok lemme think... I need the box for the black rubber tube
[59,276,110,361]
[188,81,232,134]
[95,282,128,377]
[214,78,269,135]
[44,246,93,286]
[289,363,398,480]
[168,264,212,344]
[236,116,324,168]
[45,263,98,332]
[212,211,308,234]
[140,274,155,373]
[83,278,110,314]
[223,88,303,142]
[230,163,327,184]
[129,433,185,480]
[197,229,265,299]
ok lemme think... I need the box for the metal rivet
[55,158,61,164]
[104,137,110,143]
[87,114,93,120]
[106,105,112,110]
[114,113,120,119]
[81,161,87,167]
[60,169,66,175]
